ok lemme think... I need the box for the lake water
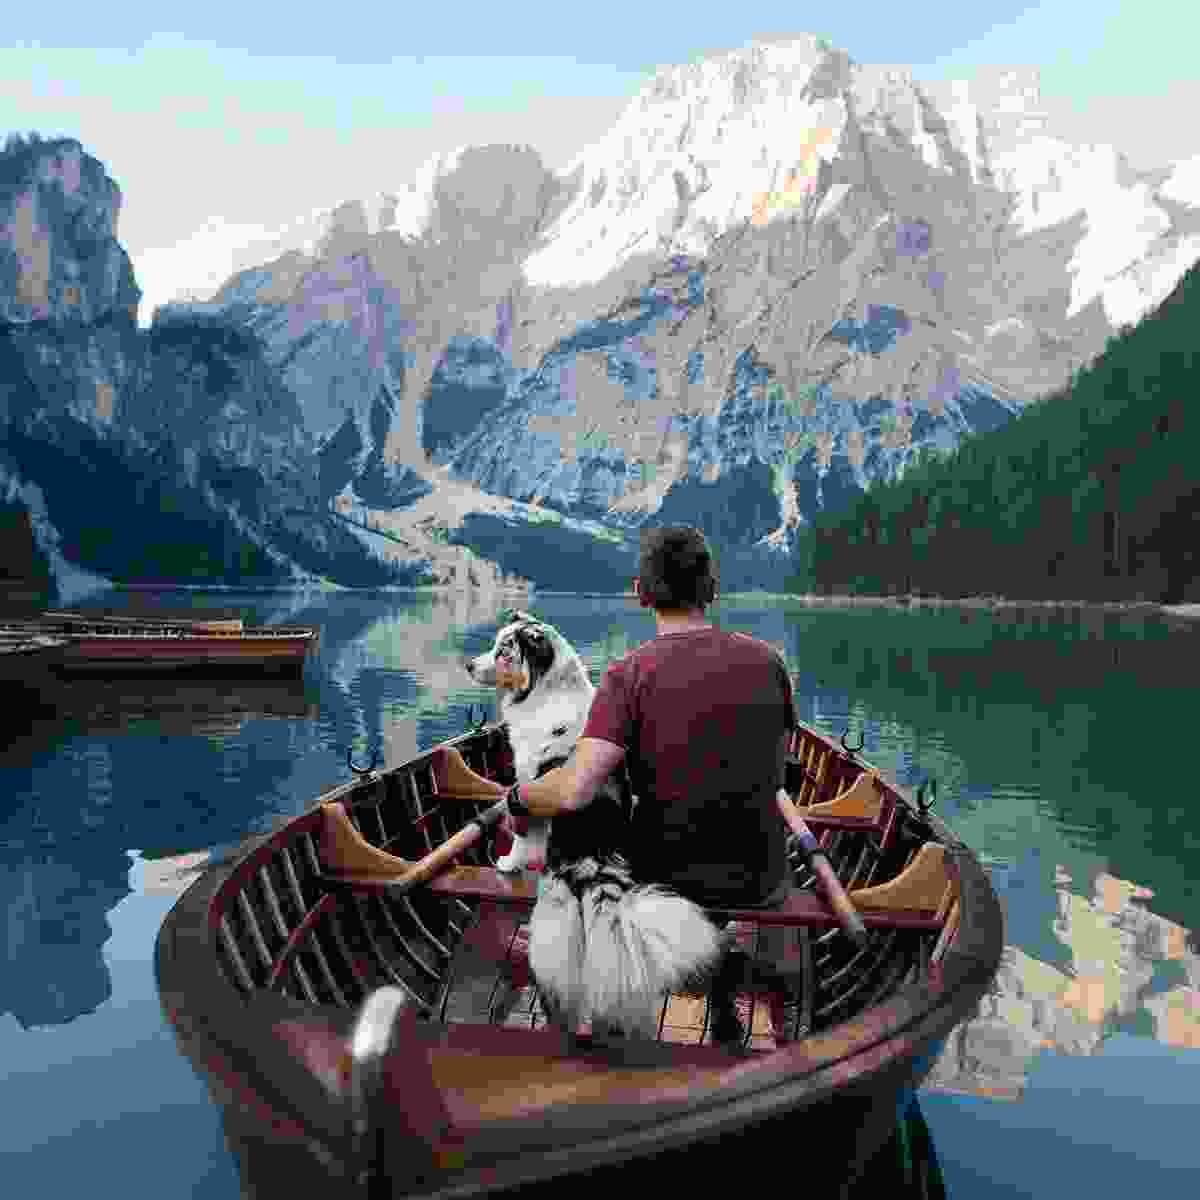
[2,589,1198,1196]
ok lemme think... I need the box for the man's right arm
[777,730,793,792]
[581,658,633,750]
[775,652,798,791]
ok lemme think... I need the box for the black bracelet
[506,783,529,818]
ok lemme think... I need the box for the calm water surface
[2,589,1198,1196]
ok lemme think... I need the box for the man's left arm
[514,738,627,817]
[507,658,631,818]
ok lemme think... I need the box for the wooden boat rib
[156,720,1002,1199]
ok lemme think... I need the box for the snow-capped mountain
[6,35,1200,599]
[145,35,1200,571]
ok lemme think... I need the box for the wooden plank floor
[444,916,781,1051]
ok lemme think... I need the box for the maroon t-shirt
[583,627,798,907]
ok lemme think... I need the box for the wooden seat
[318,802,957,934]
[429,746,509,802]
[316,804,960,1056]
[423,745,896,844]
[786,759,897,830]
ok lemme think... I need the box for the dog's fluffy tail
[529,859,723,1039]
[528,873,587,1031]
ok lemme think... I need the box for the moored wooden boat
[156,720,1002,1199]
[49,626,316,675]
[43,608,248,633]
[0,614,316,675]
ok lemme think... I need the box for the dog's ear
[514,622,555,679]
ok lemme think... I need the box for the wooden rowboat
[156,719,1002,1199]
[0,614,316,675]
[42,608,249,634]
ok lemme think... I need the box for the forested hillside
[788,260,1200,604]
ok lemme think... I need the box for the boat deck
[439,908,784,1051]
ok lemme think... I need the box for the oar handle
[391,799,509,894]
[777,789,870,949]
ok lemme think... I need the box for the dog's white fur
[465,611,722,1039]
[465,611,594,870]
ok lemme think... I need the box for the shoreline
[761,593,1171,614]
[89,583,1200,620]
[754,593,1200,620]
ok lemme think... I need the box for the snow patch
[1161,154,1200,208]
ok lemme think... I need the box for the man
[504,525,799,1048]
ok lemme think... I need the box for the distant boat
[157,718,1001,1197]
[0,611,317,676]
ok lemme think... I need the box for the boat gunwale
[50,630,316,642]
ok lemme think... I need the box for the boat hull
[158,849,968,1199]
[156,719,1001,1198]
[54,634,312,675]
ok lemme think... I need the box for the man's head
[634,526,718,614]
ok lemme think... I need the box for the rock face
[0,136,530,597]
[198,143,567,479]
[0,135,141,328]
[149,37,1200,586]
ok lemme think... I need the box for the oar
[380,798,511,895]
[777,788,870,949]
[322,747,514,894]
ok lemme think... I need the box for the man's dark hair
[637,526,718,611]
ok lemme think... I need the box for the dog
[464,610,722,1041]
[464,608,600,871]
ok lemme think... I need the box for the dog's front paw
[497,838,530,873]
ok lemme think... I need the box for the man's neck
[653,608,712,636]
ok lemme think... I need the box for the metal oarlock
[917,778,937,818]
[347,747,380,776]
[841,728,865,755]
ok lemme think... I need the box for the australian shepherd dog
[465,610,722,1041]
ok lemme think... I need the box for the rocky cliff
[0,135,533,600]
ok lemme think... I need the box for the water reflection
[920,868,1198,1103]
[2,588,1198,1196]
[0,587,525,1034]
[756,600,1200,1108]
[52,676,318,737]
[0,849,130,1028]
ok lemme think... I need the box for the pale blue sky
[4,1,1198,266]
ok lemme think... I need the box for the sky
[4,0,1199,293]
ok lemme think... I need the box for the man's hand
[509,739,627,817]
